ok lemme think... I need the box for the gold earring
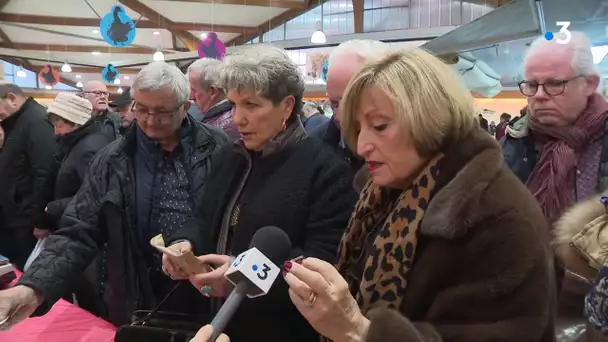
[280,118,287,133]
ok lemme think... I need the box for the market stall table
[0,270,116,342]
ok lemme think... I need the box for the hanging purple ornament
[198,32,226,60]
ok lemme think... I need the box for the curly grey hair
[219,44,305,116]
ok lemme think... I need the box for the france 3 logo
[231,251,273,281]
[544,21,572,45]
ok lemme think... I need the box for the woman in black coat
[163,44,358,342]
[44,92,111,230]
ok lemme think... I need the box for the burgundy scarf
[527,93,608,224]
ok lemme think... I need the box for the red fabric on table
[0,269,116,342]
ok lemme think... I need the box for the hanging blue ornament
[320,60,328,82]
[102,64,119,83]
[100,5,136,47]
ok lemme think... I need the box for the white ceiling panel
[0,24,174,48]
[141,0,287,27]
[3,0,144,19]
[189,31,241,43]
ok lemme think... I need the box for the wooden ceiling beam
[0,0,32,69]
[0,13,253,34]
[0,13,158,28]
[145,0,305,10]
[3,43,155,54]
[168,22,256,34]
[118,0,200,51]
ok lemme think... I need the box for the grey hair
[187,58,224,92]
[131,61,190,106]
[219,44,305,116]
[524,31,597,76]
[328,39,390,69]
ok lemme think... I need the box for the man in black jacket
[0,83,58,270]
[0,62,229,328]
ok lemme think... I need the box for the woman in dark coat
[283,49,555,342]
[163,44,358,342]
[45,92,111,228]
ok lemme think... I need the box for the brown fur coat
[361,128,556,342]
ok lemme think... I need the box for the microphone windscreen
[249,226,292,266]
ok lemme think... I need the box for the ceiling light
[44,85,52,90]
[117,87,123,94]
[92,51,101,56]
[124,75,130,80]
[153,51,165,61]
[76,81,84,88]
[200,32,208,39]
[61,62,72,73]
[310,20,326,44]
[75,74,81,79]
[16,69,26,78]
[92,29,99,34]
[114,78,121,85]
[153,31,160,35]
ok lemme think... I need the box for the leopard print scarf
[336,154,442,313]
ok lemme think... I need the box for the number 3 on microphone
[256,264,271,280]
[556,21,571,45]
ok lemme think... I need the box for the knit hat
[47,92,93,125]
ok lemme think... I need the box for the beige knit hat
[47,92,92,126]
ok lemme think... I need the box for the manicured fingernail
[284,261,292,270]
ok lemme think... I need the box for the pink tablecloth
[0,270,116,342]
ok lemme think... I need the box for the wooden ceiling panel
[144,0,306,10]
[118,0,201,51]
[2,0,143,19]
[141,0,288,28]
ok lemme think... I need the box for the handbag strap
[132,282,183,326]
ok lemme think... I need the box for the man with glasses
[0,62,229,328]
[82,80,121,141]
[502,31,608,225]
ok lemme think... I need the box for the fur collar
[553,195,606,247]
[421,128,504,239]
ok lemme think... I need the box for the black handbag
[115,283,210,342]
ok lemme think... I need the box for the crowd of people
[0,30,607,342]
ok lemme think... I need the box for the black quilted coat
[18,115,228,325]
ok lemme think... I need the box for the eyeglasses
[131,101,185,123]
[82,91,109,98]
[518,75,583,97]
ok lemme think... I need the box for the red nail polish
[284,261,293,270]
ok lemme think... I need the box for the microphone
[209,226,291,341]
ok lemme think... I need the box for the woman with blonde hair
[283,48,556,341]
